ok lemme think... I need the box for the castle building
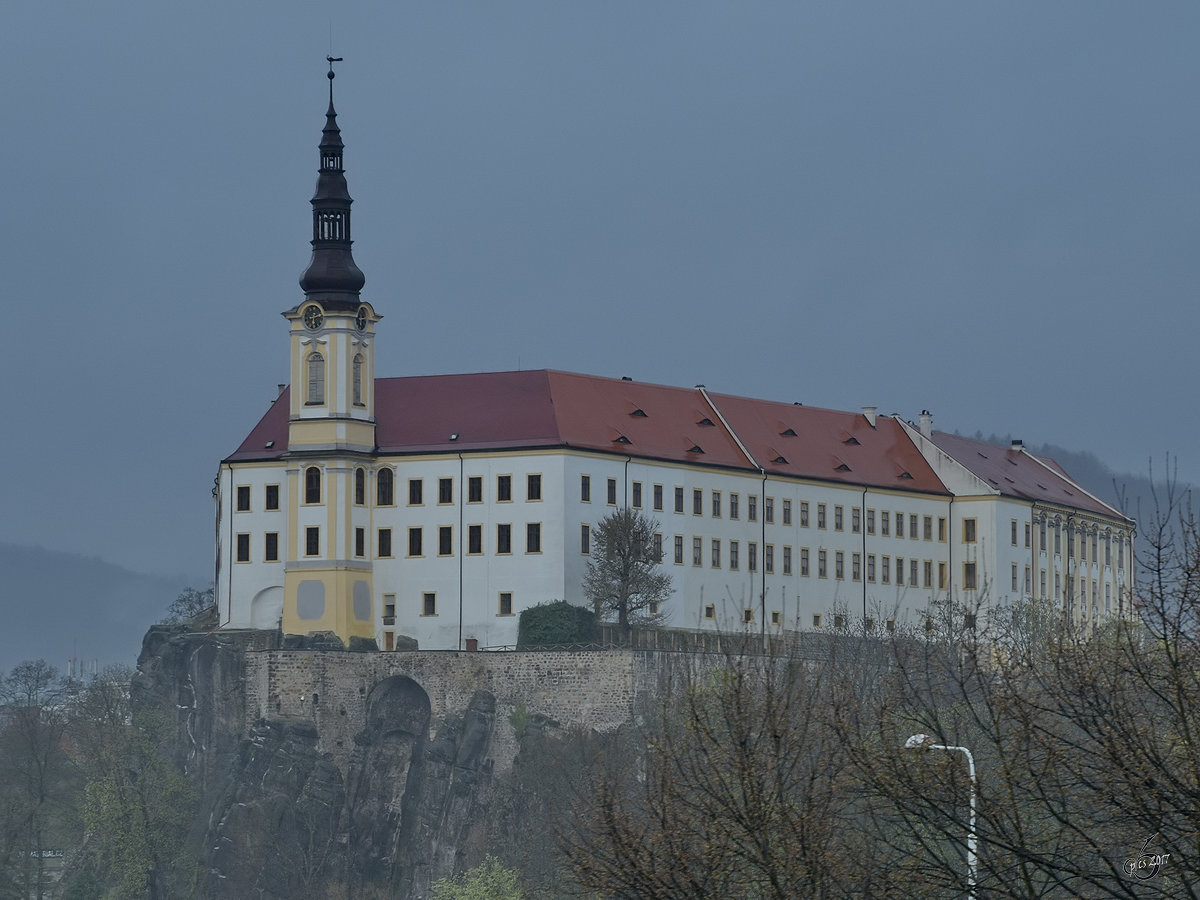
[214,71,1134,649]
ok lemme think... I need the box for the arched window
[354,468,365,505]
[352,353,364,406]
[307,351,325,405]
[377,468,394,506]
[305,467,322,504]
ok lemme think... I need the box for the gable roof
[225,369,949,494]
[928,431,1129,523]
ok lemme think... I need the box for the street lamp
[904,733,977,898]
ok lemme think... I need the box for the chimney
[277,384,287,398]
[919,409,933,439]
[862,406,877,427]
[1011,439,1024,451]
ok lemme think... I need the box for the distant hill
[0,543,202,677]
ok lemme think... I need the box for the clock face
[356,306,368,331]
[303,305,324,330]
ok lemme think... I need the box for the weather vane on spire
[327,55,343,102]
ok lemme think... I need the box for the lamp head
[904,733,934,750]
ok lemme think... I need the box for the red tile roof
[226,370,950,495]
[928,431,1129,523]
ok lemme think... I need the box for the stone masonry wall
[244,648,667,773]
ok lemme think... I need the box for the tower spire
[298,57,365,310]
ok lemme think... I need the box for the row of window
[235,523,545,562]
[380,590,515,624]
[236,471,546,511]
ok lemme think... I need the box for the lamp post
[904,733,977,898]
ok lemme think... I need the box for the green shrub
[517,601,597,646]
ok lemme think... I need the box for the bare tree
[582,509,672,639]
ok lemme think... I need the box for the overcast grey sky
[3,2,1198,578]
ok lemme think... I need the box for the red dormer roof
[928,431,1130,523]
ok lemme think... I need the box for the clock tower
[281,60,378,645]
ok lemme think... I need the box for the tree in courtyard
[582,509,672,639]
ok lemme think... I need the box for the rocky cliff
[132,626,654,898]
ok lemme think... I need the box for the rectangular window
[852,507,861,533]
[1026,522,1032,549]
[526,523,542,554]
[498,475,513,502]
[765,498,774,524]
[835,506,844,531]
[439,477,454,505]
[580,524,591,555]
[632,481,643,508]
[867,554,876,582]
[265,484,280,511]
[835,551,845,580]
[711,491,721,518]
[497,524,512,555]
[468,524,483,555]
[499,592,513,616]
[1025,566,1032,594]
[730,493,740,519]
[730,540,740,570]
[911,559,919,586]
[817,503,827,529]
[866,509,875,534]
[674,486,684,513]
[938,562,947,590]
[439,526,453,556]
[782,499,792,525]
[653,484,663,511]
[938,517,947,542]
[923,560,933,588]
[468,476,483,503]
[711,539,721,568]
[705,604,715,620]
[895,512,903,538]
[923,516,933,541]
[692,537,703,567]
[896,556,904,585]
[764,544,774,574]
[674,535,684,565]
[964,518,977,543]
[910,514,919,539]
[407,527,422,557]
[881,556,889,583]
[580,474,591,502]
[818,550,827,578]
[236,486,251,512]
[693,489,703,515]
[800,547,809,576]
[608,478,618,505]
[813,613,822,628]
[749,495,758,522]
[783,546,792,575]
[236,533,250,562]
[743,609,754,624]
[1011,520,1019,546]
[771,610,781,626]
[409,478,423,505]
[265,532,279,562]
[305,526,319,557]
[378,528,393,558]
[1011,563,1019,591]
[422,592,436,616]
[852,552,861,581]
[653,533,663,562]
[964,562,978,590]
[749,542,758,572]
[527,474,542,501]
[880,511,889,536]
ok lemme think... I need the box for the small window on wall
[305,527,319,557]
[498,592,513,616]
[704,604,715,620]
[674,486,684,513]
[468,524,483,555]
[377,469,394,506]
[439,478,453,505]
[236,533,250,562]
[527,474,542,501]
[439,526,453,556]
[354,528,365,558]
[526,523,542,554]
[813,614,822,628]
[581,524,591,555]
[409,479,423,505]
[580,474,591,502]
[632,482,642,508]
[468,476,483,503]
[408,527,423,557]
[743,609,754,624]
[236,486,251,512]
[422,592,436,616]
[265,484,280,511]
[378,528,393,558]
[608,479,618,505]
[265,532,279,562]
[498,475,513,502]
[352,353,364,405]
[770,610,781,626]
[653,484,663,511]
[354,468,365,505]
[497,524,513,555]
[964,519,977,543]
[305,467,321,504]
[306,351,325,404]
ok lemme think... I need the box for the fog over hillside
[0,544,199,677]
